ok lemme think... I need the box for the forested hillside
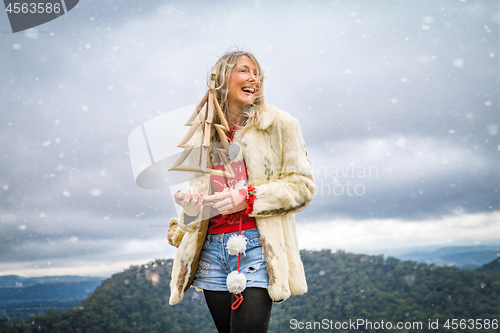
[1,251,498,333]
[477,257,500,275]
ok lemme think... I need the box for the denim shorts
[191,227,269,291]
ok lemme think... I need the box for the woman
[167,50,315,333]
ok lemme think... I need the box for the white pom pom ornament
[227,234,247,255]
[226,270,246,294]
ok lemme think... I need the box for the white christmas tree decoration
[169,68,235,178]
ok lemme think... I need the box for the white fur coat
[167,104,315,305]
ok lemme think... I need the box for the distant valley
[0,276,104,322]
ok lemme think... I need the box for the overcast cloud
[0,0,498,277]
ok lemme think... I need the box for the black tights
[203,288,273,333]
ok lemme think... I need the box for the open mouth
[242,87,256,94]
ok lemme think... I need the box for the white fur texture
[226,271,246,294]
[227,234,247,255]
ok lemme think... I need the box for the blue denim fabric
[191,227,269,291]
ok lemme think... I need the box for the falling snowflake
[487,124,498,135]
[90,188,102,196]
[25,29,39,39]
[423,16,434,24]
[452,58,464,67]
[394,137,407,147]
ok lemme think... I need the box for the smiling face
[227,56,261,112]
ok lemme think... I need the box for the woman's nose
[248,72,257,81]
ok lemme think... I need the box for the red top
[207,127,256,235]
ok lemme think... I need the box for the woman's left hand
[206,189,247,215]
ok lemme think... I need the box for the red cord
[231,216,244,310]
[231,293,244,310]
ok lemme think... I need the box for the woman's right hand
[174,189,204,216]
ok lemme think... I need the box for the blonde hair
[209,50,265,143]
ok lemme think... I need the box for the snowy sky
[0,0,498,277]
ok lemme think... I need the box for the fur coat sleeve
[237,106,315,217]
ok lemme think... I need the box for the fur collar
[256,104,278,130]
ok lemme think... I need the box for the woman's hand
[174,189,204,216]
[206,189,247,215]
